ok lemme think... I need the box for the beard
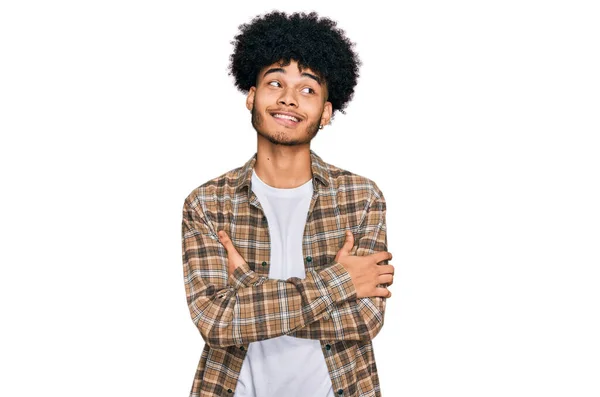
[251,105,320,146]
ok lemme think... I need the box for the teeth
[273,114,299,122]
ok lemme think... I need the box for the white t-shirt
[234,169,335,397]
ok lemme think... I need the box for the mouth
[270,112,302,128]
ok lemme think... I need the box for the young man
[181,11,395,397]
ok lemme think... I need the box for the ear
[320,101,333,127]
[246,87,256,111]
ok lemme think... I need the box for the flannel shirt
[181,149,390,397]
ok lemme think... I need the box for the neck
[254,138,313,189]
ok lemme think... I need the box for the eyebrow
[262,67,322,85]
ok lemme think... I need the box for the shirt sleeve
[286,184,390,342]
[181,195,358,349]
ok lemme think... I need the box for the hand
[334,230,394,299]
[217,230,246,278]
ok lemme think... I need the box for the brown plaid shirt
[181,149,390,397]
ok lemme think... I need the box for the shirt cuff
[228,261,260,289]
[317,261,358,304]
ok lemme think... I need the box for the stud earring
[319,125,323,129]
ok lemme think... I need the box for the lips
[269,109,303,119]
[270,113,302,127]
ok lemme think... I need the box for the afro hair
[228,10,361,121]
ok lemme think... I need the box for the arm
[287,185,389,341]
[181,195,358,349]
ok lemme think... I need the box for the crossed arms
[181,186,389,348]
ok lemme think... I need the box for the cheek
[256,88,278,100]
[301,102,322,118]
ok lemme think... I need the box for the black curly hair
[228,10,361,122]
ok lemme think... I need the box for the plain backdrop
[1,1,599,396]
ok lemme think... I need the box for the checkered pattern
[182,150,389,397]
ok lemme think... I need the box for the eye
[268,81,281,87]
[302,87,315,94]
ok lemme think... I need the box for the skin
[246,59,333,189]
[217,59,394,297]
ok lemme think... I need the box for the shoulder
[324,159,385,204]
[183,165,243,212]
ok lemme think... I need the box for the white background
[1,1,599,396]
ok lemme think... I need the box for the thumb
[335,230,354,262]
[341,230,354,253]
[217,230,233,251]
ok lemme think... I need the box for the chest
[228,189,362,277]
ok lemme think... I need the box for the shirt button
[337,389,343,395]
[323,312,330,320]
[306,256,312,263]
[325,344,331,350]
[262,261,267,267]
[239,346,245,351]
[228,389,233,393]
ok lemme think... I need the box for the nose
[277,87,298,107]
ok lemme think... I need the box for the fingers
[374,287,392,298]
[217,230,233,251]
[373,250,393,264]
[377,264,395,275]
[378,273,394,286]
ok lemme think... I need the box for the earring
[319,125,323,129]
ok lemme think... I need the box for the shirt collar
[235,149,330,192]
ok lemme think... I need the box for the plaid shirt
[181,149,389,397]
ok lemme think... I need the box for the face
[246,59,332,147]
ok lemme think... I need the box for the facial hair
[251,105,320,146]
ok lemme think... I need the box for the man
[181,10,395,397]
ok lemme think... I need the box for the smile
[271,113,301,127]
